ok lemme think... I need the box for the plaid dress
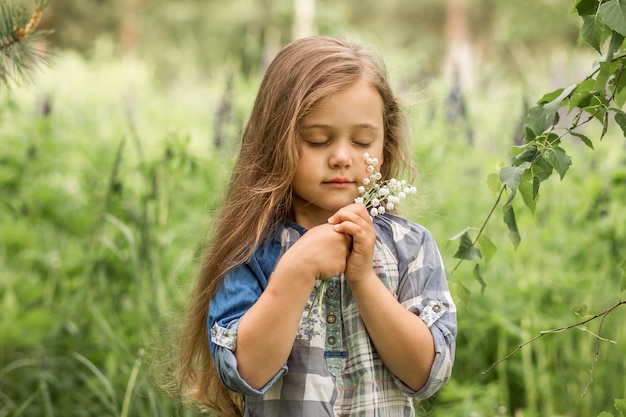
[209,214,456,417]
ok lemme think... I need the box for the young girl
[176,35,456,417]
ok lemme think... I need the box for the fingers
[328,203,373,237]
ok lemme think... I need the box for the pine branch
[0,0,52,89]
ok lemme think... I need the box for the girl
[175,36,456,417]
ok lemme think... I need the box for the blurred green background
[1,0,625,416]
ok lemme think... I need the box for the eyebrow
[301,123,381,131]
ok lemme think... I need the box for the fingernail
[328,216,334,223]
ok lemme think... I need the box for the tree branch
[482,300,626,394]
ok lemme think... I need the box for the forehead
[303,79,384,127]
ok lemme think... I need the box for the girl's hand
[327,203,376,284]
[281,222,351,282]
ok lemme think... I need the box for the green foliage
[0,0,52,89]
[1,2,626,416]
[449,0,626,299]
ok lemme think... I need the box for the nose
[328,142,352,168]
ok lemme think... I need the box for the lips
[322,178,355,187]
[323,177,353,184]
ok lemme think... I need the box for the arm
[235,223,351,389]
[329,204,437,391]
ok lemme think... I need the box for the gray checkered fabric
[209,214,456,416]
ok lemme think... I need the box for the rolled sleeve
[210,321,288,395]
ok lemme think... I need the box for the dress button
[327,336,336,345]
[327,288,337,299]
[432,304,441,313]
[326,313,336,324]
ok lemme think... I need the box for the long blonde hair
[174,35,411,415]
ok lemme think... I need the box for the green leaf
[503,204,521,249]
[534,156,554,181]
[524,85,576,136]
[612,108,626,138]
[524,105,556,138]
[513,145,539,165]
[599,0,626,37]
[477,234,497,263]
[519,175,539,214]
[500,162,532,192]
[570,130,594,149]
[449,280,471,310]
[486,173,502,196]
[473,264,486,295]
[615,398,626,415]
[536,87,566,104]
[601,110,610,139]
[575,0,599,16]
[453,231,482,261]
[569,79,598,110]
[596,412,615,417]
[581,14,607,53]
[571,304,588,316]
[596,61,612,92]
[607,31,625,62]
[543,146,572,180]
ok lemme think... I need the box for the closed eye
[304,140,330,147]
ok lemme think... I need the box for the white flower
[353,153,417,217]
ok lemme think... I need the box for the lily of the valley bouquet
[311,153,417,315]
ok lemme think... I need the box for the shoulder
[373,213,442,267]
[373,213,436,247]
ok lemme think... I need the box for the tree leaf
[503,204,521,249]
[614,398,626,415]
[500,162,532,192]
[568,78,598,110]
[533,156,554,181]
[570,130,594,149]
[571,304,588,317]
[543,146,572,180]
[524,85,576,137]
[513,145,539,165]
[473,263,487,295]
[574,0,599,16]
[486,173,502,196]
[449,280,471,310]
[477,234,497,263]
[519,175,539,214]
[596,61,612,92]
[581,14,607,53]
[599,0,626,37]
[453,231,482,261]
[612,107,626,138]
[606,30,625,62]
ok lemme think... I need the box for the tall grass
[1,44,625,417]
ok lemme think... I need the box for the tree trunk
[293,0,315,40]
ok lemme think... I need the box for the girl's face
[292,78,385,229]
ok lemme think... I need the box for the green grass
[1,46,625,417]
